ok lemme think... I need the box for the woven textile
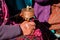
[16,29,43,40]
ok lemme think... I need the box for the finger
[25,24,35,31]
[49,26,57,30]
[25,24,30,28]
[29,22,35,29]
[28,22,36,26]
[49,24,60,30]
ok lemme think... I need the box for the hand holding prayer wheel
[20,6,35,35]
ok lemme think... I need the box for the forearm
[0,24,22,40]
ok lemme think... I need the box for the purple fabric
[34,0,50,22]
[0,0,22,40]
[0,24,21,40]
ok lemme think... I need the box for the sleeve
[0,24,22,40]
[34,0,49,3]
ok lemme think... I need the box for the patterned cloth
[16,29,43,40]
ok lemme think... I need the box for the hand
[49,24,60,30]
[20,21,35,35]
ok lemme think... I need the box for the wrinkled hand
[20,21,35,35]
[49,24,60,30]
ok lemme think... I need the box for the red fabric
[16,29,43,40]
